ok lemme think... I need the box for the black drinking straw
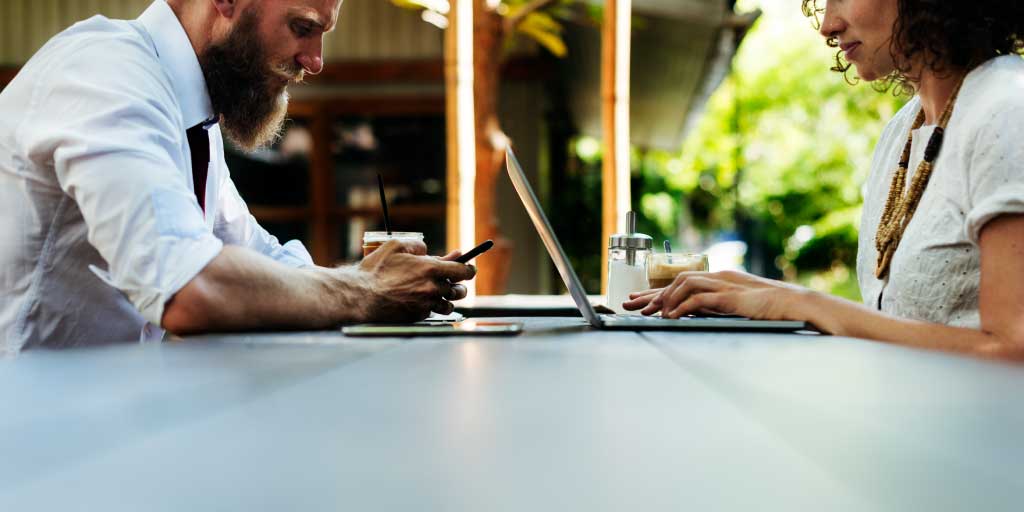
[377,174,392,235]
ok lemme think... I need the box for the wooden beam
[445,5,460,255]
[308,111,336,265]
[444,0,477,278]
[601,0,632,294]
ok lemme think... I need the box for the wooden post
[444,0,477,292]
[470,0,512,295]
[445,1,460,255]
[309,110,336,265]
[601,0,632,293]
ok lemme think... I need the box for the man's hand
[355,240,476,323]
[622,270,807,320]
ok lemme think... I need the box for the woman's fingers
[631,274,730,317]
[624,288,667,313]
[628,272,758,317]
[640,292,665,315]
[655,273,704,312]
[663,276,728,310]
[623,290,660,311]
[628,288,663,300]
[665,292,729,319]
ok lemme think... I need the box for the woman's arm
[823,214,1024,358]
[624,215,1024,359]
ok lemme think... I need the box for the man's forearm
[161,245,369,334]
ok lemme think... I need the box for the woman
[625,0,1024,358]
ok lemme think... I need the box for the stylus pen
[455,239,494,264]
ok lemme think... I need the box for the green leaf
[390,0,445,13]
[516,12,567,57]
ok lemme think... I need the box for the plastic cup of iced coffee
[362,231,425,257]
[647,253,709,288]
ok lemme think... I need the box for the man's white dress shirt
[0,1,313,354]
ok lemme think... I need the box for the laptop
[505,147,811,332]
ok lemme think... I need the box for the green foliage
[633,0,907,299]
[389,0,441,11]
[515,10,567,57]
[390,0,578,58]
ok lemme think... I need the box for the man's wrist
[349,267,376,323]
[319,265,373,324]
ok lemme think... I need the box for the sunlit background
[554,0,906,299]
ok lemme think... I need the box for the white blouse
[857,55,1024,329]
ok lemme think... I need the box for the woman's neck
[915,68,967,125]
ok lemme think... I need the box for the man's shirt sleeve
[212,163,315,269]
[18,40,223,326]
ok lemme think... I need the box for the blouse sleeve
[964,104,1024,244]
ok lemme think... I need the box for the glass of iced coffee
[647,253,709,288]
[362,231,425,257]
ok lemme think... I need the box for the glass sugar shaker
[607,211,653,314]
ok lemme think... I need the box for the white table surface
[1,317,1022,511]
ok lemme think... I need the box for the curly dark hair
[801,0,1024,93]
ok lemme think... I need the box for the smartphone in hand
[455,239,494,264]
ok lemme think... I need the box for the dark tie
[185,118,216,212]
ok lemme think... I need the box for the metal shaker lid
[609,211,653,249]
[609,234,653,249]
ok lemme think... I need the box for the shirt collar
[138,0,215,128]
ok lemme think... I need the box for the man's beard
[199,7,303,151]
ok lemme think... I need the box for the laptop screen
[504,148,603,327]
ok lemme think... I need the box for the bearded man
[0,0,474,354]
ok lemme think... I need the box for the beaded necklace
[874,76,966,279]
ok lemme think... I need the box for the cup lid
[363,231,424,243]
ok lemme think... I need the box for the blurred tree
[392,0,582,293]
[632,0,907,299]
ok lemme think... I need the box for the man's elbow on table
[158,246,359,335]
[159,246,266,335]
[161,272,222,336]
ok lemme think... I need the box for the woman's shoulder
[969,55,1024,86]
[960,56,1024,121]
